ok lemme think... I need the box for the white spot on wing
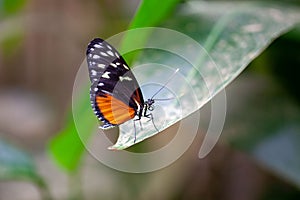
[110,63,117,68]
[102,72,110,79]
[106,44,112,50]
[134,99,141,113]
[91,70,97,76]
[94,87,98,92]
[100,52,108,56]
[123,64,129,70]
[115,52,120,58]
[107,50,114,56]
[98,82,104,86]
[119,76,132,81]
[98,64,105,68]
[94,44,101,48]
[93,54,100,59]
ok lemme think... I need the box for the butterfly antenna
[150,68,179,100]
[153,92,185,101]
[153,97,176,101]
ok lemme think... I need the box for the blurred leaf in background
[0,0,26,16]
[121,0,183,64]
[0,0,26,58]
[0,139,37,181]
[49,94,95,172]
[226,30,300,189]
[0,32,24,58]
[0,138,51,199]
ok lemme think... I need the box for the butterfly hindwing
[87,38,144,128]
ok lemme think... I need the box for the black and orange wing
[86,38,144,129]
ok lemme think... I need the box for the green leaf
[48,116,84,172]
[121,0,182,64]
[130,0,181,28]
[48,86,95,172]
[110,2,300,150]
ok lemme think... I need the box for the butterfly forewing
[87,38,144,128]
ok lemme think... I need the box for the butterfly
[86,38,158,141]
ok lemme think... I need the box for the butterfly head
[145,99,155,111]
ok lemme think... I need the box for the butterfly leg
[139,120,143,130]
[133,120,137,143]
[134,116,143,131]
[145,113,159,133]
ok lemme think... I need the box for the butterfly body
[87,38,155,131]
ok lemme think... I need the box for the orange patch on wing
[96,94,136,125]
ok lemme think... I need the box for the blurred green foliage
[0,139,37,181]
[49,91,95,172]
[0,0,26,58]
[0,0,26,16]
[0,32,24,58]
[122,0,183,64]
[0,139,51,199]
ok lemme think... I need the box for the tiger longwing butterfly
[87,38,159,142]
